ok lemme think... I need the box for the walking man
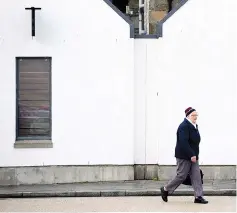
[160,107,208,204]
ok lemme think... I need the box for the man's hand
[191,156,197,163]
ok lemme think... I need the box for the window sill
[14,140,53,148]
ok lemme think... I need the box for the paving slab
[0,180,235,198]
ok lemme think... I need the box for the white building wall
[134,40,147,164]
[134,0,237,165]
[0,0,134,166]
[0,0,236,168]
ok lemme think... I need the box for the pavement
[0,180,235,198]
[0,196,236,212]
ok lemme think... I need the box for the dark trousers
[165,158,203,197]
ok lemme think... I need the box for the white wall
[135,0,237,165]
[0,0,134,166]
[1,0,236,167]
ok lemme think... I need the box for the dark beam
[25,7,41,37]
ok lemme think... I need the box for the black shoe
[160,187,168,202]
[194,196,208,204]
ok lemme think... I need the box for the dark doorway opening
[112,0,129,13]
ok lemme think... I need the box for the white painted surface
[134,0,237,165]
[0,0,236,167]
[0,0,134,166]
[134,40,146,164]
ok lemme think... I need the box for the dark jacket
[175,118,201,160]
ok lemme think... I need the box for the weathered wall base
[134,165,237,181]
[0,166,134,186]
[0,165,236,186]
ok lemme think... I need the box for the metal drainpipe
[145,0,150,35]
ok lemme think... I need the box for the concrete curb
[0,189,235,198]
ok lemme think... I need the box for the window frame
[15,57,52,148]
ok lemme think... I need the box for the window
[15,57,52,148]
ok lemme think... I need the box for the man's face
[188,111,198,123]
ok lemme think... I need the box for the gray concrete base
[0,165,134,186]
[134,165,237,181]
[0,165,236,186]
